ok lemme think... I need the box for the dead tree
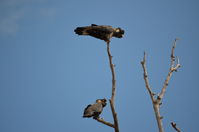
[140,39,182,132]
[74,24,122,132]
[94,41,119,132]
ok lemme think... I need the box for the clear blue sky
[0,0,198,132]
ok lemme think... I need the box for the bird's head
[96,98,107,107]
[114,27,125,38]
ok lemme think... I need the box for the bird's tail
[74,27,87,35]
[82,115,91,118]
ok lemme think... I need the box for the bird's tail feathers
[82,115,92,118]
[74,27,88,35]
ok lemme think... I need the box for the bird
[83,99,107,119]
[74,24,124,43]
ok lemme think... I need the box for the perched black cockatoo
[74,24,124,43]
[83,99,107,119]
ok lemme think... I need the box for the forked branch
[158,38,181,101]
[141,39,181,132]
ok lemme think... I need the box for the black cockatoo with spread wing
[74,24,124,43]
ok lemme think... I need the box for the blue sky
[0,0,199,132]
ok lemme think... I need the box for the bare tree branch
[106,42,120,132]
[171,122,182,132]
[158,38,181,101]
[140,52,156,103]
[141,52,164,132]
[90,41,119,131]
[140,39,181,132]
[109,99,119,132]
[94,118,114,128]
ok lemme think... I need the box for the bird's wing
[86,26,114,35]
[91,24,98,26]
[91,103,103,113]
[84,104,92,112]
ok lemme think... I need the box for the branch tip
[171,122,181,132]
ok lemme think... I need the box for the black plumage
[74,24,124,43]
[83,99,107,119]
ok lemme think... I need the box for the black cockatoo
[74,24,124,43]
[83,99,107,119]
